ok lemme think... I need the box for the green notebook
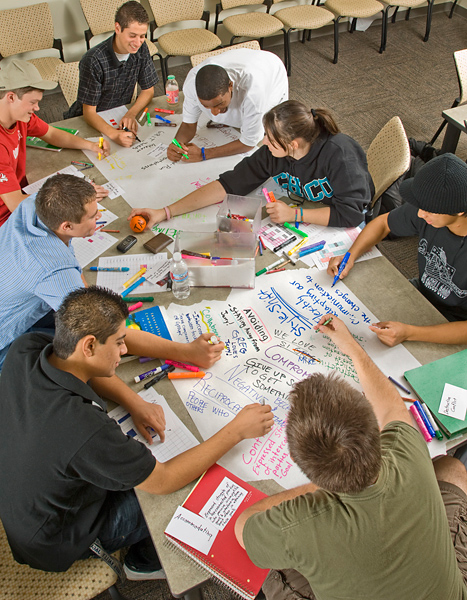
[404,349,467,438]
[26,126,78,152]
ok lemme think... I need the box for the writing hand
[265,200,295,224]
[130,400,167,444]
[369,321,410,347]
[111,129,135,148]
[119,116,138,136]
[230,403,274,440]
[90,139,110,158]
[128,207,165,229]
[167,141,189,162]
[182,143,203,162]
[181,333,224,369]
[314,314,359,356]
[327,254,354,279]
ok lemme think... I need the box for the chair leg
[163,55,170,78]
[449,0,458,18]
[285,30,291,76]
[405,7,411,20]
[301,29,307,43]
[332,17,340,64]
[350,18,357,32]
[423,0,434,41]
[379,9,386,53]
[430,98,459,144]
[156,53,166,84]
[381,7,390,52]
[108,584,130,600]
[391,6,399,23]
[307,29,312,41]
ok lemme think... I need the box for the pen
[421,402,443,440]
[123,296,154,302]
[181,249,210,258]
[165,360,199,372]
[154,107,175,114]
[171,138,189,160]
[96,221,106,225]
[299,244,325,257]
[135,363,171,383]
[138,108,148,123]
[123,267,147,289]
[388,376,411,395]
[273,236,297,253]
[168,372,206,380]
[98,136,104,160]
[155,114,172,124]
[89,267,130,272]
[128,301,143,312]
[143,365,175,389]
[121,276,145,298]
[331,251,351,287]
[258,238,263,256]
[122,126,141,143]
[266,267,286,274]
[283,222,308,238]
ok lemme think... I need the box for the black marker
[273,236,297,253]
[122,126,141,143]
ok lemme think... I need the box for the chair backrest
[147,0,206,27]
[0,3,55,58]
[190,40,261,66]
[79,0,123,37]
[56,62,80,107]
[366,116,411,207]
[0,519,119,600]
[220,0,267,8]
[454,48,467,105]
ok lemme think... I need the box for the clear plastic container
[171,252,190,299]
[166,75,179,104]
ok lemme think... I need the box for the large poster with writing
[163,269,421,489]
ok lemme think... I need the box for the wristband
[163,206,171,221]
[300,206,304,222]
[201,147,206,161]
[295,209,299,229]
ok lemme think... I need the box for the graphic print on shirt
[273,172,333,202]
[0,173,8,183]
[13,146,19,160]
[419,239,467,299]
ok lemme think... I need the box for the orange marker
[168,372,206,380]
[268,191,277,202]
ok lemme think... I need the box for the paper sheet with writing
[108,387,199,462]
[439,383,467,421]
[199,477,248,530]
[161,268,423,488]
[96,253,170,293]
[165,505,218,555]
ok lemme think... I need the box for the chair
[272,0,334,75]
[449,0,459,18]
[0,3,64,83]
[190,40,261,67]
[0,519,127,600]
[319,0,386,64]
[56,62,80,108]
[147,0,222,77]
[430,49,467,146]
[380,0,435,51]
[214,0,287,71]
[79,0,165,81]
[366,116,411,216]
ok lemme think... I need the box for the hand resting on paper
[129,395,167,444]
[368,321,410,347]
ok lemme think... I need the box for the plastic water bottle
[166,75,179,104]
[171,252,190,299]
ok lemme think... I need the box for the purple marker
[134,363,170,383]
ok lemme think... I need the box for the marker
[100,229,120,233]
[139,357,153,363]
[143,365,175,389]
[146,111,151,126]
[123,267,147,289]
[421,402,443,440]
[154,107,175,114]
[266,267,286,274]
[299,244,325,257]
[98,136,104,160]
[123,296,154,302]
[154,122,177,127]
[72,160,93,167]
[135,363,171,383]
[171,138,189,160]
[409,404,432,443]
[78,165,94,172]
[287,237,308,256]
[256,256,286,276]
[331,251,351,287]
[138,108,148,123]
[96,221,106,225]
[121,276,145,298]
[90,267,130,272]
[181,249,209,258]
[322,317,333,326]
[283,222,308,238]
[273,236,297,253]
[209,335,220,345]
[299,240,326,253]
[268,191,277,202]
[388,376,411,395]
[128,301,143,312]
[258,238,263,256]
[168,372,206,380]
[122,126,141,143]
[413,401,436,438]
[155,114,172,124]
[165,360,199,372]
[262,187,271,203]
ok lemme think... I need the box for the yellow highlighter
[288,237,308,256]
[123,267,147,289]
[98,136,104,160]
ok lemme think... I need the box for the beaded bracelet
[163,206,171,221]
[201,147,206,161]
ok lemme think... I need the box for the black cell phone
[117,235,137,253]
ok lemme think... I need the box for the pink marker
[128,301,143,312]
[165,359,199,372]
[409,404,432,443]
[262,187,271,203]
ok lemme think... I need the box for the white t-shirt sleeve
[182,73,202,124]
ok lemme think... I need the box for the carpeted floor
[36,7,466,599]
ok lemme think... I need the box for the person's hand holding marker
[314,314,359,357]
[327,251,355,282]
[167,138,190,162]
[266,199,296,224]
[90,137,110,159]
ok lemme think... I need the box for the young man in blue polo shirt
[65,1,158,147]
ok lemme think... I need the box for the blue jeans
[80,489,161,571]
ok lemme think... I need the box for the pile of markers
[138,107,176,127]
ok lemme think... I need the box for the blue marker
[331,251,351,287]
[121,276,145,298]
[134,363,170,383]
[155,114,172,124]
[90,266,130,272]
[414,400,436,439]
[299,244,325,258]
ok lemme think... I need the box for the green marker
[123,296,154,302]
[171,138,189,160]
[146,110,151,126]
[255,267,267,277]
[422,402,443,440]
[322,317,333,326]
[283,222,308,238]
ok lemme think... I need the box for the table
[440,104,467,154]
[27,100,467,599]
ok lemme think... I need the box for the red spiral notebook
[164,464,270,600]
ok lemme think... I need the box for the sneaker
[123,562,166,581]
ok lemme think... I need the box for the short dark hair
[53,286,129,359]
[0,86,38,100]
[195,65,231,101]
[263,100,339,152]
[35,174,96,231]
[115,1,149,29]
[286,372,381,494]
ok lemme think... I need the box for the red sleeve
[27,114,49,137]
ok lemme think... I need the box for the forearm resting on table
[89,373,143,411]
[349,213,391,260]
[1,190,28,213]
[125,87,154,119]
[301,206,331,226]
[123,328,203,364]
[402,320,467,345]
[167,180,226,218]
[175,122,197,144]
[83,105,117,139]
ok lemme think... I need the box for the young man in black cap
[328,153,467,347]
